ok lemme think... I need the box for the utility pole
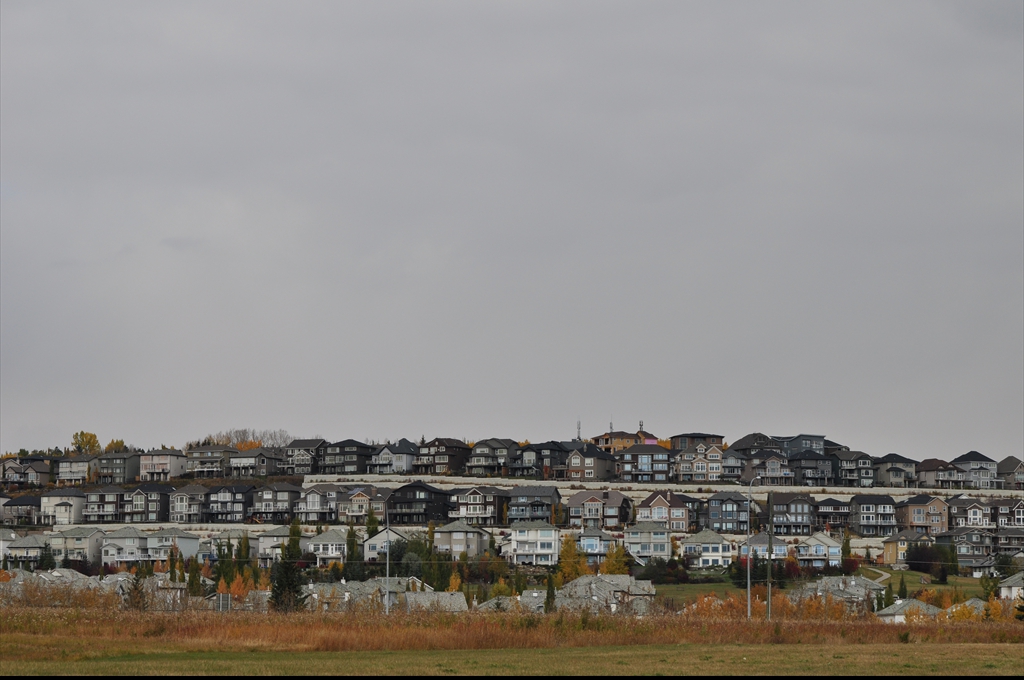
[767,490,773,622]
[385,505,390,615]
[746,476,760,620]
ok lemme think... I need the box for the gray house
[507,485,561,524]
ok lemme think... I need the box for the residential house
[849,494,897,537]
[993,498,1024,528]
[833,451,875,487]
[788,575,883,608]
[894,494,948,535]
[676,447,725,483]
[386,482,452,525]
[875,598,943,623]
[337,486,392,525]
[794,532,842,569]
[576,526,616,568]
[249,483,303,523]
[0,526,19,560]
[309,527,349,566]
[295,484,344,524]
[934,527,996,572]
[433,520,490,557]
[101,527,151,567]
[283,438,328,476]
[56,455,98,485]
[565,489,632,530]
[727,432,785,459]
[3,496,41,525]
[773,434,828,456]
[505,520,559,566]
[7,534,49,569]
[815,498,851,530]
[562,443,616,482]
[680,529,732,568]
[950,451,1001,490]
[448,486,509,526]
[252,447,287,476]
[39,488,86,526]
[256,526,295,567]
[321,439,376,475]
[368,439,418,475]
[506,442,544,478]
[994,527,1024,557]
[48,526,106,565]
[881,529,934,566]
[916,458,965,489]
[206,485,256,523]
[83,486,126,523]
[788,450,836,486]
[739,532,788,561]
[169,485,208,524]
[507,485,561,524]
[996,456,1024,490]
[623,522,671,564]
[669,432,725,452]
[703,491,754,534]
[224,449,264,478]
[947,495,995,529]
[121,484,172,523]
[467,439,518,477]
[617,444,673,483]
[139,449,187,481]
[720,450,748,484]
[592,428,654,454]
[405,591,469,612]
[765,493,817,536]
[998,571,1024,600]
[742,453,794,486]
[556,574,656,615]
[362,527,411,562]
[635,490,691,531]
[149,527,200,561]
[872,453,917,488]
[414,438,471,476]
[211,529,258,562]
[96,451,140,484]
[185,445,235,478]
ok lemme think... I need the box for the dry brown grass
[2,604,1021,655]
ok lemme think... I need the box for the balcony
[449,507,497,518]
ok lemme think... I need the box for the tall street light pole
[746,475,760,620]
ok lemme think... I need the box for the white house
[505,520,559,566]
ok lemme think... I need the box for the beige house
[432,521,490,558]
[895,494,948,535]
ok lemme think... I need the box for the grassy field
[3,634,1023,676]
[654,580,742,603]
[3,605,1023,676]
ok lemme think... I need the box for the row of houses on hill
[6,432,1022,490]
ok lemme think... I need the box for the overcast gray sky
[2,1,1021,460]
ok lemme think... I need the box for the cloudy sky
[2,1,1021,460]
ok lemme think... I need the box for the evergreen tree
[38,547,56,571]
[1,554,8,571]
[126,572,148,611]
[366,508,379,538]
[884,583,895,608]
[236,533,251,571]
[60,554,72,569]
[187,559,203,596]
[544,572,556,613]
[897,573,907,599]
[841,530,851,561]
[270,519,307,611]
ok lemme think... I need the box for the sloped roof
[405,591,469,612]
[683,529,728,545]
[951,451,995,463]
[997,456,1024,474]
[876,598,943,617]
